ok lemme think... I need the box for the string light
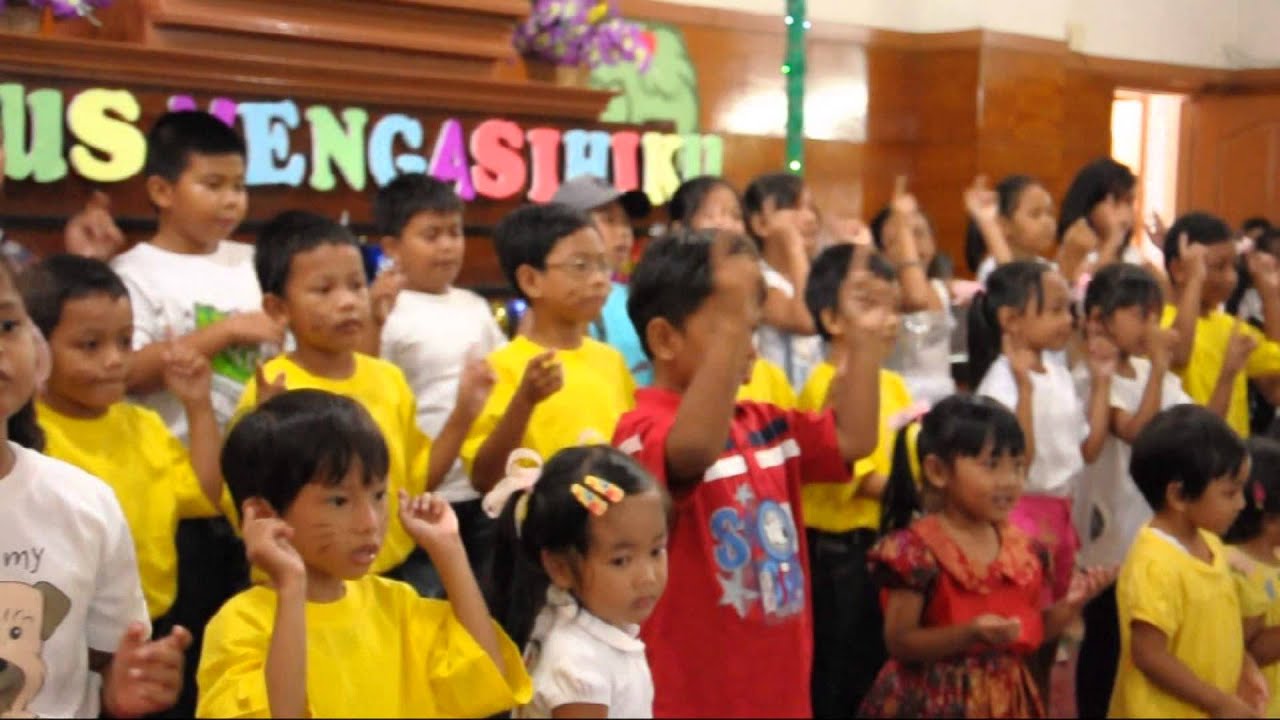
[784,0,807,176]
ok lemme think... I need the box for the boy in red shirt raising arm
[613,229,894,717]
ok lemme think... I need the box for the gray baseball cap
[551,175,652,219]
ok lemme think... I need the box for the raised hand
[709,230,762,321]
[1062,217,1101,254]
[227,311,287,348]
[1145,211,1168,248]
[369,265,405,327]
[101,622,192,718]
[162,342,212,408]
[253,363,288,407]
[1225,310,1259,377]
[1178,232,1208,281]
[963,175,1000,226]
[1002,331,1038,383]
[969,613,1022,646]
[64,190,125,261]
[1246,251,1280,296]
[398,490,461,555]
[242,502,306,586]
[515,350,563,407]
[455,347,497,420]
[1084,320,1120,381]
[838,245,899,358]
[1144,322,1179,368]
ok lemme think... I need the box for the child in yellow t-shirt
[795,243,911,716]
[236,211,488,594]
[738,358,797,408]
[199,390,531,718]
[20,255,224,622]
[1225,437,1280,717]
[1161,212,1280,437]
[462,204,634,494]
[1111,405,1280,718]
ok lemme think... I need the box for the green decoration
[784,0,807,175]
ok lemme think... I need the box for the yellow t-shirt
[798,363,914,533]
[38,400,219,620]
[1161,305,1280,437]
[235,354,431,574]
[737,358,798,409]
[196,574,532,718]
[1227,546,1280,717]
[1111,525,1246,718]
[461,336,634,468]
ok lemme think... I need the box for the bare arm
[1013,375,1036,467]
[1246,616,1280,667]
[881,588,1019,663]
[1080,373,1111,464]
[267,580,309,719]
[1112,357,1172,444]
[185,399,222,505]
[427,407,477,492]
[431,534,504,670]
[470,396,536,494]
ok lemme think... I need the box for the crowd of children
[5,107,1280,720]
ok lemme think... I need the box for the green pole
[784,0,807,175]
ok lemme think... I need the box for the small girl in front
[860,395,1111,718]
[487,445,671,719]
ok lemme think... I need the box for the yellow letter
[67,89,145,182]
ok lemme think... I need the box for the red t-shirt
[613,389,849,718]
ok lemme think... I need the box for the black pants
[808,527,886,719]
[1076,583,1120,719]
[384,498,496,599]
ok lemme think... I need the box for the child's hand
[63,190,125,262]
[762,197,807,256]
[969,613,1022,646]
[1144,322,1178,367]
[1145,211,1168,248]
[1225,311,1259,376]
[1062,217,1100,253]
[225,311,287,347]
[1002,331,1037,384]
[1211,692,1261,718]
[1178,232,1208,281]
[242,503,306,587]
[369,266,405,327]
[710,232,763,321]
[837,246,899,357]
[1247,250,1280,295]
[515,350,563,407]
[455,347,497,420]
[398,490,461,556]
[161,342,212,408]
[1084,321,1119,381]
[253,363,288,407]
[963,175,1000,225]
[101,621,192,718]
[883,176,921,263]
[1238,653,1269,716]
[1064,566,1117,608]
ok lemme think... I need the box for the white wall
[665,0,1278,69]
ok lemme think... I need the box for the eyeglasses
[544,256,612,279]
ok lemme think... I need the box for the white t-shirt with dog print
[0,442,149,718]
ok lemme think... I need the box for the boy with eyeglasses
[461,204,635,494]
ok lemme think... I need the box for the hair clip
[1255,481,1267,510]
[583,475,625,502]
[571,484,610,516]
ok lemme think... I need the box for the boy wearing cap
[551,176,653,385]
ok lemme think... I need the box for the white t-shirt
[977,354,1086,497]
[886,279,956,406]
[380,287,507,502]
[0,443,149,718]
[111,241,266,442]
[1072,357,1191,567]
[755,263,824,390]
[517,588,653,719]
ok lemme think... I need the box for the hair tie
[481,448,545,522]
[1254,480,1267,510]
[889,401,930,433]
[571,474,626,516]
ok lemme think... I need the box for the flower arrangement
[0,0,111,25]
[514,0,653,73]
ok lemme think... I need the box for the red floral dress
[858,515,1048,718]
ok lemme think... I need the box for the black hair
[486,445,669,649]
[221,389,390,517]
[966,260,1050,387]
[880,394,1026,534]
[17,254,129,339]
[627,228,759,359]
[254,210,359,296]
[964,175,1041,273]
[1057,158,1136,241]
[0,259,43,452]
[1082,262,1163,322]
[1161,211,1233,265]
[492,203,593,301]
[373,173,464,238]
[1131,404,1247,511]
[1243,217,1272,237]
[1224,437,1280,543]
[870,205,948,280]
[144,111,246,182]
[804,244,896,342]
[742,172,805,246]
[668,176,741,227]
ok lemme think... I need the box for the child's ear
[1167,256,1186,287]
[1165,480,1188,513]
[540,549,576,591]
[644,317,682,363]
[240,497,277,526]
[818,306,842,339]
[145,175,174,211]
[747,210,770,241]
[515,264,543,301]
[921,454,949,493]
[262,294,289,326]
[996,305,1021,335]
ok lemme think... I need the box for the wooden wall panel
[1180,94,1280,224]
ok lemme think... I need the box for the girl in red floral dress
[862,395,1114,718]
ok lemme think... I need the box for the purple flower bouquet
[514,0,653,73]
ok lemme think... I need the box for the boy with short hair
[199,390,531,718]
[375,174,506,582]
[1111,404,1280,717]
[551,175,652,384]
[235,211,485,595]
[21,254,223,624]
[111,111,284,440]
[1164,211,1280,438]
[613,229,890,717]
[798,244,911,718]
[462,203,634,494]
